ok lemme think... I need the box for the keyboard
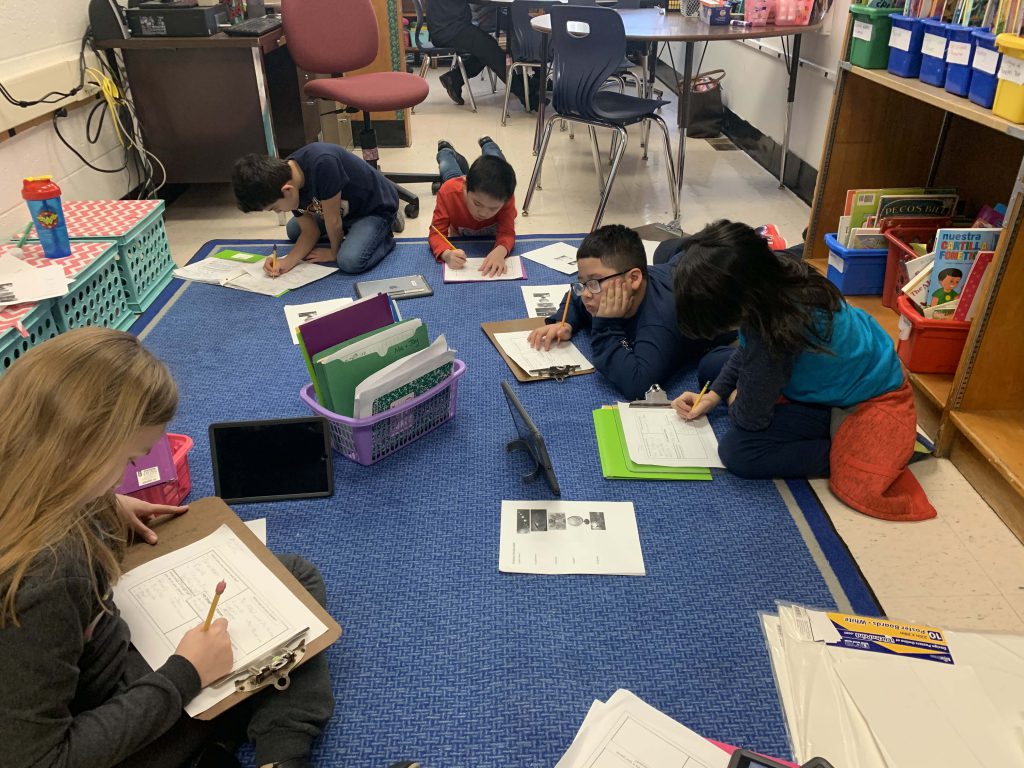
[222,15,282,36]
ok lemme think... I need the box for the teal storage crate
[0,300,60,374]
[30,199,174,312]
[19,242,134,332]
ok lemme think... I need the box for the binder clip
[528,364,581,382]
[212,627,309,693]
[627,384,672,407]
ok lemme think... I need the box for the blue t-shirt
[287,143,399,221]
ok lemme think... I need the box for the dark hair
[576,224,647,278]
[232,154,292,213]
[465,155,516,201]
[673,220,843,358]
[938,268,963,280]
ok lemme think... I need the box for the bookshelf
[807,24,1024,541]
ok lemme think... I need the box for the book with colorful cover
[848,227,888,249]
[845,187,956,229]
[952,251,995,321]
[926,228,1001,308]
[874,193,959,223]
[972,204,1006,229]
[901,263,933,310]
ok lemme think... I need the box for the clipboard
[481,318,595,383]
[121,496,342,720]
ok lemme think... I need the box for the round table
[530,9,822,231]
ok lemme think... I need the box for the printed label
[946,41,971,66]
[814,612,954,664]
[999,56,1024,85]
[922,33,947,59]
[853,20,873,42]
[974,47,999,75]
[136,466,161,486]
[828,253,846,274]
[898,314,912,340]
[888,26,912,51]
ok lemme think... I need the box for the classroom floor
[162,65,1024,634]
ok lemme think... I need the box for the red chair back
[282,0,379,75]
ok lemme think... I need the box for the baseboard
[722,108,817,205]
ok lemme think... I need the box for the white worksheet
[283,297,354,344]
[499,500,645,575]
[616,403,724,468]
[521,284,570,318]
[0,258,69,307]
[173,257,248,285]
[520,242,579,274]
[228,260,338,297]
[493,330,593,377]
[443,254,526,282]
[112,524,328,716]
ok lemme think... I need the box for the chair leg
[501,62,516,126]
[457,56,477,112]
[488,69,497,93]
[522,66,530,113]
[419,56,430,79]
[587,125,606,192]
[650,114,679,222]
[593,126,628,231]
[523,116,558,215]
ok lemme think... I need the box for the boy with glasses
[527,225,733,400]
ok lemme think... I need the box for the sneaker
[478,135,495,149]
[392,206,406,234]
[438,70,464,106]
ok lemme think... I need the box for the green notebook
[314,322,429,417]
[592,408,712,481]
[211,248,265,263]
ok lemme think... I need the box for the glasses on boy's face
[570,270,630,296]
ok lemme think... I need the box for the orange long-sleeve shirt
[428,176,517,259]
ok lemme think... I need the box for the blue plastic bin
[944,24,978,96]
[825,233,887,295]
[888,15,925,77]
[920,19,949,86]
[969,29,1001,107]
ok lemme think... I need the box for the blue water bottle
[22,176,71,259]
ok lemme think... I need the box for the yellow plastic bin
[993,33,1024,123]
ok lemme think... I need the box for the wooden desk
[96,30,318,184]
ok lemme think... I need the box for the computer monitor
[501,380,560,497]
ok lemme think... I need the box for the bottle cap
[22,176,62,201]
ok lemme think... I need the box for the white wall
[0,0,132,239]
[668,0,851,172]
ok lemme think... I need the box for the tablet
[501,380,560,497]
[354,274,433,300]
[209,417,334,504]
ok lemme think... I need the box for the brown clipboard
[121,496,342,720]
[481,318,595,383]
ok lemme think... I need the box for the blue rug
[135,236,879,765]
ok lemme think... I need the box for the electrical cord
[0,32,89,108]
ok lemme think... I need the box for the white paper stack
[174,257,337,297]
[351,334,454,418]
[0,253,70,307]
[761,603,1024,767]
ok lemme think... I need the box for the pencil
[430,224,457,253]
[559,288,571,328]
[270,244,277,273]
[692,381,710,410]
[202,580,226,631]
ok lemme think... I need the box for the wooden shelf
[910,372,953,409]
[842,62,1024,140]
[949,410,1024,497]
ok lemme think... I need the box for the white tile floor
[162,66,1024,633]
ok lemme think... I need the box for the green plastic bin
[849,5,901,69]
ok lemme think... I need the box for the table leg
[779,33,802,190]
[658,40,693,234]
[533,32,549,155]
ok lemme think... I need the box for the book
[848,227,888,249]
[952,251,994,321]
[352,335,455,418]
[874,193,959,222]
[924,299,959,319]
[901,262,933,310]
[925,228,1001,308]
[972,203,1006,229]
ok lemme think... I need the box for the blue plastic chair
[501,0,561,125]
[522,5,678,231]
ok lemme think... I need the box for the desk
[531,10,821,230]
[96,30,318,184]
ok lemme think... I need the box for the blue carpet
[138,236,879,765]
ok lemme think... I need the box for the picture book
[924,299,959,319]
[901,262,933,310]
[874,193,959,223]
[845,187,926,227]
[848,227,888,249]
[972,204,1006,228]
[899,250,935,298]
[925,228,1001,308]
[952,251,995,321]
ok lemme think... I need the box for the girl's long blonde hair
[0,328,177,625]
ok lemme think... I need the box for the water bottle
[22,176,71,259]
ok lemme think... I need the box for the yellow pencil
[692,381,710,410]
[559,288,571,328]
[431,224,457,253]
[270,244,277,273]
[202,580,226,631]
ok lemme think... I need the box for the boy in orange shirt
[429,137,516,277]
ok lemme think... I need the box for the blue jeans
[285,214,395,274]
[437,140,505,183]
[699,345,832,479]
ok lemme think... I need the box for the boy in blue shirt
[232,143,400,276]
[527,225,731,400]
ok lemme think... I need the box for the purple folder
[298,293,397,358]
[116,434,177,494]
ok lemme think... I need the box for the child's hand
[479,250,508,277]
[594,279,634,318]
[442,249,467,269]
[176,619,234,687]
[528,323,572,351]
[115,494,188,545]
[304,247,337,264]
[672,390,722,421]
[264,253,298,277]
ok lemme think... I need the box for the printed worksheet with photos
[493,330,594,376]
[616,403,724,468]
[498,500,645,575]
[520,242,579,274]
[521,284,571,319]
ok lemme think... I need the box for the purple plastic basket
[299,359,466,465]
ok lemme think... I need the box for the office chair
[282,0,439,218]
[522,5,678,231]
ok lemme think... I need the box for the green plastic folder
[592,408,712,481]
[314,322,429,416]
[211,249,265,263]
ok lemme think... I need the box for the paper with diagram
[493,330,593,377]
[521,284,570,318]
[112,524,328,716]
[615,403,724,468]
[520,242,579,274]
[284,298,354,344]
